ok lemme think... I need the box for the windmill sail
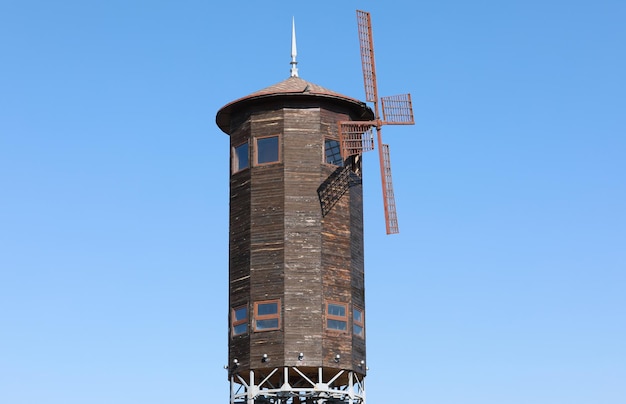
[338,122,375,159]
[357,10,378,103]
[336,10,416,234]
[381,143,399,234]
[381,94,415,125]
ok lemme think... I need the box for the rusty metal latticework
[357,10,377,103]
[338,122,375,159]
[354,9,416,234]
[324,9,416,233]
[381,94,415,125]
[381,144,399,234]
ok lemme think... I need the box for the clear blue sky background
[1,1,625,403]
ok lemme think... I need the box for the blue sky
[1,1,625,403]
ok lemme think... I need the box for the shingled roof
[245,76,358,99]
[216,76,373,134]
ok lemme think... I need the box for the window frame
[254,299,281,332]
[232,141,250,173]
[353,306,365,338]
[324,137,344,167]
[254,135,281,166]
[231,304,249,337]
[326,301,348,333]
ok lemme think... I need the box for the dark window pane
[234,143,249,171]
[328,304,346,317]
[325,139,343,166]
[257,136,279,164]
[234,307,247,321]
[327,319,347,331]
[354,324,363,336]
[354,308,362,323]
[256,318,279,330]
[234,323,248,335]
[257,302,278,316]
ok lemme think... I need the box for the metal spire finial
[290,17,298,77]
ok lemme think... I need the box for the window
[353,307,364,337]
[325,139,343,166]
[254,300,280,331]
[231,305,248,336]
[326,302,347,331]
[255,135,280,165]
[233,142,249,172]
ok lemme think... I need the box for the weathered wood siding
[225,98,368,381]
[283,106,324,368]
[228,112,251,369]
[350,182,366,369]
[249,107,285,369]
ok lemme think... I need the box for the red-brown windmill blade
[346,9,415,234]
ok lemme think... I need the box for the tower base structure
[229,366,366,404]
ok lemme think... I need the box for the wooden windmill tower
[215,10,414,404]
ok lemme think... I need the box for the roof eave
[216,92,374,135]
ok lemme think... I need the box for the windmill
[217,12,416,403]
[340,10,415,234]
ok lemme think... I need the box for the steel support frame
[229,366,366,404]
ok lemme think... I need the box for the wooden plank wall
[228,114,252,370]
[350,182,367,371]
[249,108,286,369]
[283,106,324,368]
[225,99,368,380]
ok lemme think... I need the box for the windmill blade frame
[381,94,415,125]
[357,10,378,104]
[338,122,376,160]
[374,126,399,235]
[353,10,416,234]
[381,143,399,234]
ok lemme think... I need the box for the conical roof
[244,76,356,99]
[216,76,373,134]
